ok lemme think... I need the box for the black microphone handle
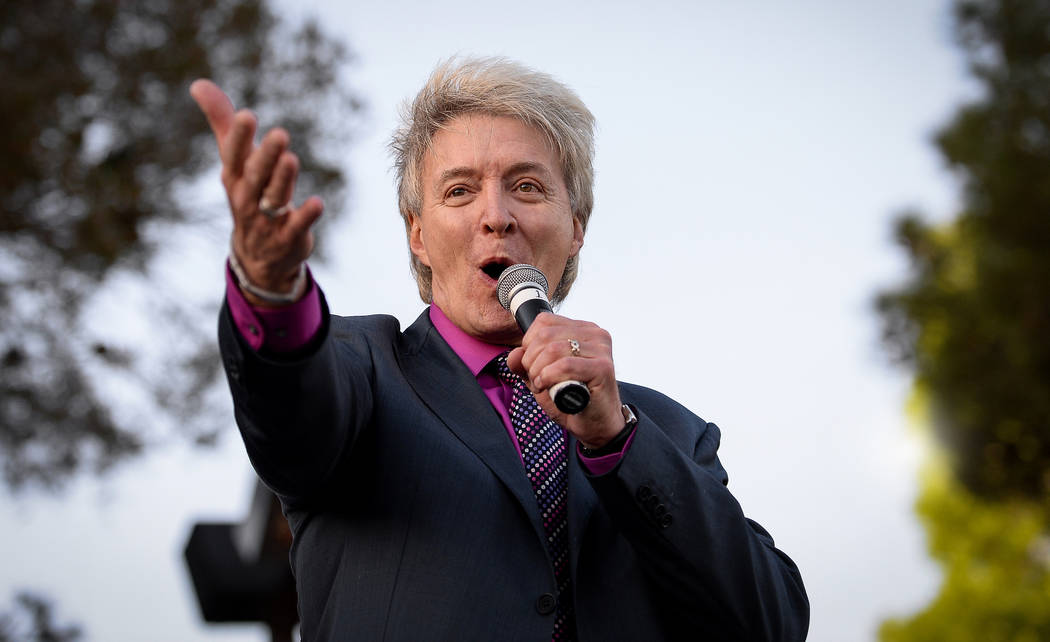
[513,296,553,331]
[512,297,591,414]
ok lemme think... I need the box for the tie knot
[493,351,524,389]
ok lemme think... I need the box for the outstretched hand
[190,79,323,305]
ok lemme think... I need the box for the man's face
[409,113,583,344]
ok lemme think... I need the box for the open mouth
[481,259,512,281]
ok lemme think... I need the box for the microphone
[497,264,590,414]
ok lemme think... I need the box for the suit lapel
[400,310,602,577]
[399,310,545,537]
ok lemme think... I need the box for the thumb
[505,347,527,379]
[189,79,235,145]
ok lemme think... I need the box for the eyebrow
[503,161,554,181]
[434,167,477,192]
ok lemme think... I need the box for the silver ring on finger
[568,338,581,357]
[259,196,292,219]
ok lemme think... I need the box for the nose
[479,183,515,235]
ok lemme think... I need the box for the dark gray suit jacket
[219,298,809,641]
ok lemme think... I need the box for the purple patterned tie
[495,352,576,641]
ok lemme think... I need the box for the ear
[407,212,431,267]
[568,216,584,258]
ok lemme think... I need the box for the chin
[473,311,523,345]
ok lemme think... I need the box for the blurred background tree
[0,0,361,492]
[876,0,1050,501]
[0,592,82,642]
[879,391,1050,642]
[877,0,1050,638]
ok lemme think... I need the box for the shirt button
[535,593,557,615]
[248,325,259,336]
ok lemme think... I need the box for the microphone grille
[496,264,549,310]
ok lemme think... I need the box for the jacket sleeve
[585,383,810,641]
[217,295,399,507]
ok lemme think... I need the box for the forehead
[422,113,562,184]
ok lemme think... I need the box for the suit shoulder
[617,380,726,483]
[329,313,403,340]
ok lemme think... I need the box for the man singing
[192,57,809,641]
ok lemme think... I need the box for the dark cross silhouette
[185,479,298,642]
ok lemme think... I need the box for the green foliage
[876,0,1050,500]
[0,0,361,490]
[878,0,1050,638]
[879,451,1050,642]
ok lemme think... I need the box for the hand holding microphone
[497,264,591,414]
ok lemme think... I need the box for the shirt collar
[428,305,508,376]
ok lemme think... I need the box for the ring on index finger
[259,196,292,219]
[568,338,581,357]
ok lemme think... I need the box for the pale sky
[0,1,972,640]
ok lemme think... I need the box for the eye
[445,185,469,201]
[516,181,541,194]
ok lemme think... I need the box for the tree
[876,0,1050,502]
[877,0,1050,638]
[880,457,1050,642]
[0,592,82,642]
[0,0,361,491]
[879,390,1050,642]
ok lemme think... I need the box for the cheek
[421,229,470,278]
[557,219,578,253]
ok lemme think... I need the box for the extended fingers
[243,127,290,194]
[260,150,299,213]
[189,82,288,204]
[286,196,325,239]
[189,82,266,213]
[227,127,291,219]
[220,109,258,184]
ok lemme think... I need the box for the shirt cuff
[225,260,323,352]
[576,427,637,476]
